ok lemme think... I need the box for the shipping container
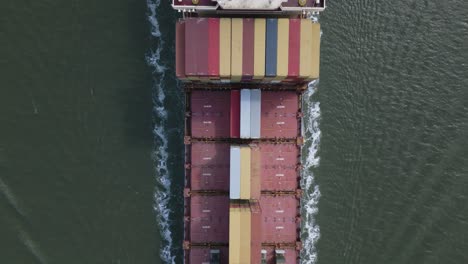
[240,89,251,138]
[260,249,297,264]
[208,18,220,78]
[299,19,312,79]
[240,146,251,199]
[250,146,261,200]
[253,18,266,80]
[229,146,241,199]
[242,18,254,80]
[259,143,299,191]
[276,18,289,80]
[190,143,230,191]
[260,91,299,138]
[260,196,298,243]
[250,89,261,138]
[219,18,232,78]
[185,18,198,77]
[250,208,262,264]
[190,195,229,242]
[265,18,278,78]
[176,20,186,80]
[189,248,229,264]
[231,18,243,81]
[197,18,209,77]
[230,90,240,138]
[310,22,321,80]
[229,207,251,264]
[287,19,300,79]
[190,91,230,138]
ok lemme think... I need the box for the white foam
[300,79,321,264]
[217,0,284,9]
[146,0,175,263]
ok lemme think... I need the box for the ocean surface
[1,0,467,263]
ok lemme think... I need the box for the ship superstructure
[171,1,325,263]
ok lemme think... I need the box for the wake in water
[301,80,322,264]
[146,0,175,263]
[300,14,322,264]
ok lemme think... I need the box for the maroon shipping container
[230,90,240,138]
[288,18,300,79]
[259,143,299,191]
[189,248,229,264]
[190,143,230,191]
[184,18,197,76]
[242,18,255,80]
[184,18,209,77]
[208,18,220,77]
[190,195,229,243]
[262,249,297,264]
[260,196,299,243]
[260,91,299,138]
[176,20,186,79]
[197,18,209,77]
[191,90,231,138]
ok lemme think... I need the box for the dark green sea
[1,0,467,263]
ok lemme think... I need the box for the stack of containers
[229,205,251,263]
[190,90,298,139]
[232,89,261,139]
[228,145,261,263]
[229,146,251,199]
[176,18,320,82]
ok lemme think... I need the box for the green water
[1,0,467,263]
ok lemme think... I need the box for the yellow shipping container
[253,19,266,80]
[229,207,241,264]
[275,18,289,80]
[219,18,231,78]
[239,208,251,263]
[231,18,243,82]
[309,23,321,80]
[240,146,251,199]
[250,147,261,199]
[229,207,251,264]
[299,19,312,79]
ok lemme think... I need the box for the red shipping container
[175,20,186,79]
[242,18,254,80]
[230,90,240,138]
[208,18,220,78]
[288,18,300,79]
[197,18,209,77]
[184,18,197,76]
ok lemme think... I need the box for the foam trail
[301,81,321,264]
[146,0,175,263]
[301,14,322,264]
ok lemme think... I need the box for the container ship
[171,0,325,263]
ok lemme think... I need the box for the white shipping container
[240,89,251,138]
[250,89,261,138]
[229,146,241,199]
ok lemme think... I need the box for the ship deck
[188,90,301,139]
[185,141,301,263]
